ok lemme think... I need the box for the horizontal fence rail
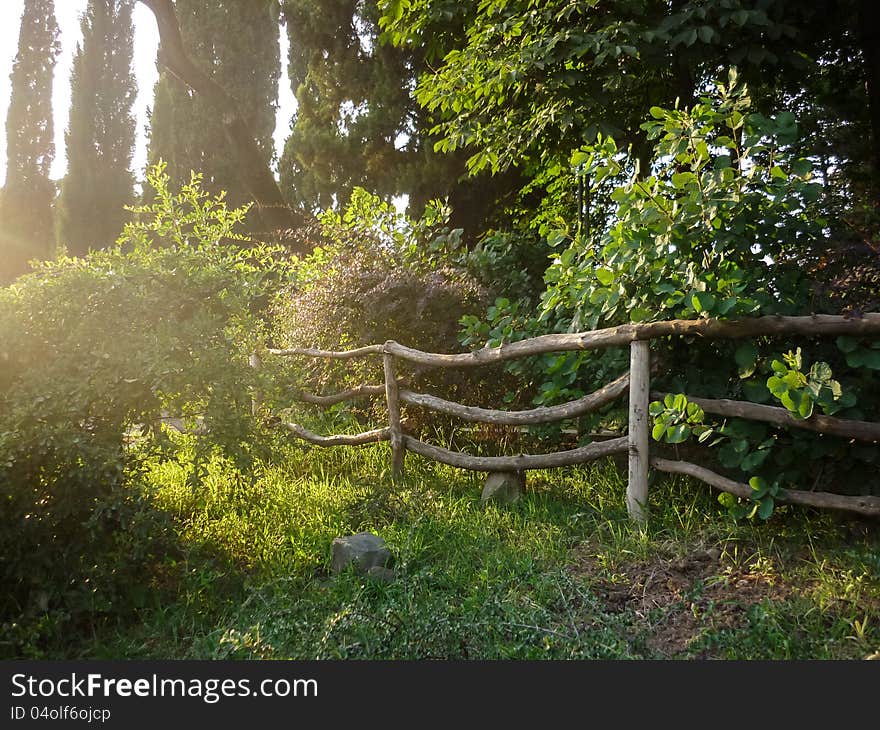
[264,313,880,522]
[268,314,880,365]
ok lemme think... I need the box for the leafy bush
[271,189,502,420]
[459,70,879,497]
[0,164,292,655]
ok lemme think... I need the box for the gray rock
[331,532,393,575]
[366,566,397,584]
[481,471,525,504]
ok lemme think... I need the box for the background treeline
[1,0,879,656]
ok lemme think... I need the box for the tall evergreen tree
[57,0,137,257]
[0,0,60,282]
[146,0,280,219]
[279,0,522,232]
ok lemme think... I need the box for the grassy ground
[78,434,880,660]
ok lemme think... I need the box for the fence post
[627,340,650,523]
[383,351,406,479]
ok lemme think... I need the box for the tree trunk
[138,0,307,241]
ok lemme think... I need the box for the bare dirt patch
[569,542,793,657]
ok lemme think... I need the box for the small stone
[705,547,721,562]
[481,471,525,504]
[366,566,397,584]
[331,532,393,575]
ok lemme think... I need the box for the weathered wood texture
[651,458,880,517]
[651,391,880,443]
[399,372,629,425]
[627,341,651,522]
[284,423,390,446]
[269,315,880,367]
[269,344,383,359]
[404,436,629,472]
[384,353,405,478]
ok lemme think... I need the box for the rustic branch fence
[265,313,880,521]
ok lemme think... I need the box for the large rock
[481,471,525,504]
[331,532,393,575]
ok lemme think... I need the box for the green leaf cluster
[766,348,844,419]
[649,393,712,444]
[717,476,781,521]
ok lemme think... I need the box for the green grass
[64,435,880,660]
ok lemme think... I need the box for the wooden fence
[265,313,880,521]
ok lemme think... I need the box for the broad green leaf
[791,158,812,177]
[757,498,774,520]
[742,380,771,403]
[595,267,615,286]
[691,291,716,313]
[740,449,770,471]
[766,375,788,398]
[630,306,652,322]
[749,475,768,495]
[671,172,695,189]
[570,150,589,167]
[797,395,814,419]
[718,443,743,468]
[685,402,703,419]
[665,424,690,443]
[652,422,667,441]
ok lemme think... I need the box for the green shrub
[0,164,293,655]
[270,190,512,427]
[459,70,879,496]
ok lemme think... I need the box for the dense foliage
[0,0,60,282]
[56,0,137,257]
[0,166,291,655]
[147,0,280,221]
[1,0,879,660]
[459,74,879,502]
[270,189,495,414]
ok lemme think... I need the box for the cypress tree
[279,0,522,232]
[0,0,60,282]
[57,0,137,257]
[147,0,280,218]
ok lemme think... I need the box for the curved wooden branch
[137,0,304,236]
[267,314,880,367]
[295,384,386,406]
[268,344,384,359]
[399,372,629,425]
[384,315,880,367]
[651,458,880,517]
[652,392,880,443]
[403,435,629,471]
[284,423,390,446]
